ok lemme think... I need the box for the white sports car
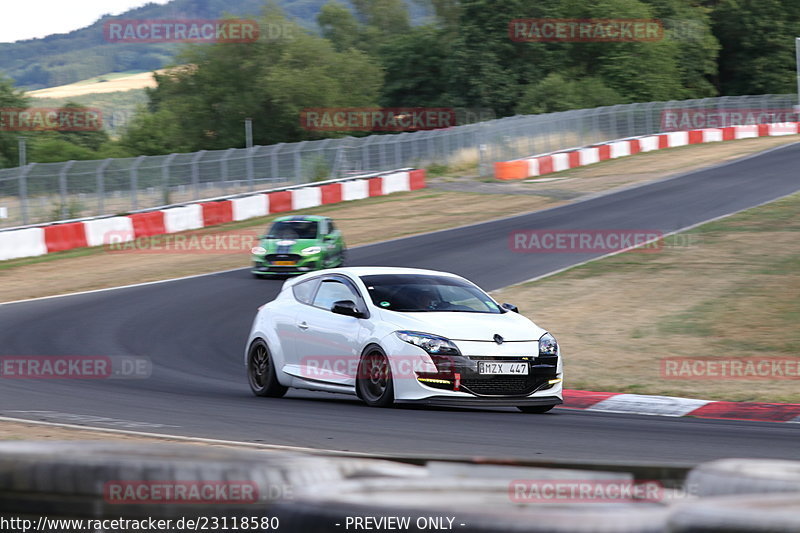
[245,267,563,412]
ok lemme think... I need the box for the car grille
[417,354,559,397]
[460,375,552,397]
[265,253,301,263]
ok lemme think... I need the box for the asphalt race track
[1,143,798,464]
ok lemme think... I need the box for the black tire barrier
[272,478,670,533]
[666,493,800,532]
[0,441,424,523]
[685,459,800,497]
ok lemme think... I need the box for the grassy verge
[492,192,800,403]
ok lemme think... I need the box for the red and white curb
[494,122,800,180]
[563,390,800,423]
[0,169,426,262]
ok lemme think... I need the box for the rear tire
[356,348,394,407]
[247,340,287,397]
[517,405,556,414]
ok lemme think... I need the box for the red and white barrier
[342,180,369,201]
[563,389,800,423]
[0,227,47,261]
[0,170,427,261]
[84,216,135,247]
[163,204,204,233]
[381,171,411,195]
[231,194,269,221]
[494,122,800,180]
[292,187,322,211]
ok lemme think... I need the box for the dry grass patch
[492,193,800,403]
[27,71,164,98]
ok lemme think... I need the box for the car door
[275,276,320,376]
[293,276,368,386]
[325,219,344,263]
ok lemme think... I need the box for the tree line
[1,0,798,167]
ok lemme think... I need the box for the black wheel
[356,348,394,407]
[517,404,556,414]
[247,340,287,397]
[337,246,347,267]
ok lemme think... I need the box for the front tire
[356,348,394,407]
[247,340,287,397]
[517,405,556,414]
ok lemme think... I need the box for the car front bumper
[382,335,564,404]
[251,254,322,275]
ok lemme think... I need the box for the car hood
[259,238,319,252]
[377,308,547,342]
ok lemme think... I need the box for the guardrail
[0,94,795,228]
[1,440,798,532]
[0,169,425,262]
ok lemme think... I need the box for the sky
[1,0,172,43]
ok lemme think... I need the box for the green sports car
[251,215,346,277]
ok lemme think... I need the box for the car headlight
[539,333,558,356]
[300,246,322,256]
[251,246,267,255]
[396,331,460,355]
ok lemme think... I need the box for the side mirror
[501,303,519,313]
[331,300,363,318]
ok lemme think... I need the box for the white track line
[0,415,392,458]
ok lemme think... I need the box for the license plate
[273,260,296,266]
[478,362,528,375]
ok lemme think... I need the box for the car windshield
[360,274,502,314]
[267,220,318,240]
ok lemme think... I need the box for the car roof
[272,215,327,222]
[285,267,464,288]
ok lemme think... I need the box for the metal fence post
[18,163,35,226]
[191,150,205,199]
[246,147,255,191]
[130,155,145,211]
[271,144,282,182]
[59,161,76,219]
[221,148,236,193]
[162,153,177,204]
[96,159,112,215]
[293,142,306,183]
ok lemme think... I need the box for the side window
[319,219,328,235]
[328,220,337,234]
[313,280,360,311]
[292,278,319,304]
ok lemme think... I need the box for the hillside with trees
[1,0,798,167]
